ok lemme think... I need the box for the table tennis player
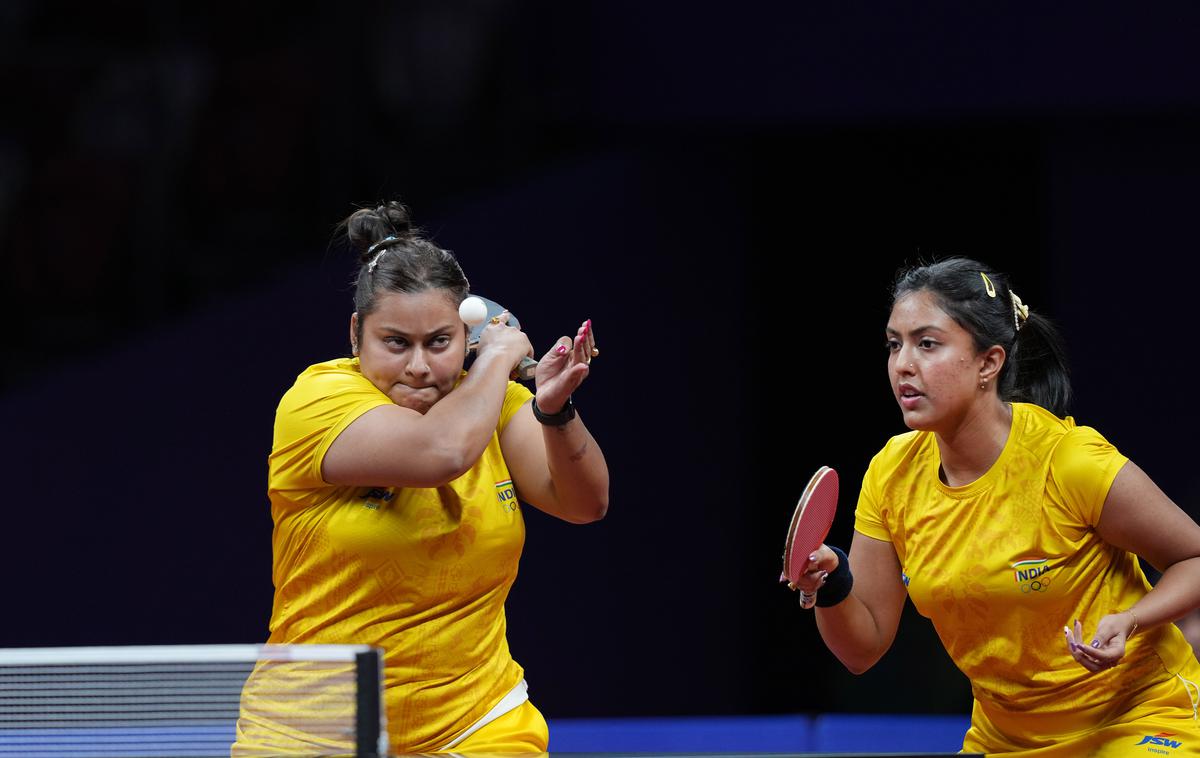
[793,257,1200,756]
[235,200,608,755]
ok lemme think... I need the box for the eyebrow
[886,325,947,336]
[375,323,458,338]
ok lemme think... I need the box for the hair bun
[344,200,418,261]
[374,202,413,235]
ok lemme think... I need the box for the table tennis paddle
[459,295,539,381]
[781,466,839,609]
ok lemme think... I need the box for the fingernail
[809,553,817,562]
[1090,640,1099,648]
[555,345,568,354]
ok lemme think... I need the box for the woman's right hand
[475,311,534,371]
[789,544,841,599]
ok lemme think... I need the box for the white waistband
[438,678,530,751]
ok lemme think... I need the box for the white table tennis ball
[459,296,488,326]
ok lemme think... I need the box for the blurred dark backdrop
[3,1,1199,720]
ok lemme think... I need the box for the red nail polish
[556,345,567,355]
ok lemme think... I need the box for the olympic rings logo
[1013,559,1053,595]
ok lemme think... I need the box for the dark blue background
[2,1,1198,720]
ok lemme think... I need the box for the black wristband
[815,545,854,607]
[532,396,575,426]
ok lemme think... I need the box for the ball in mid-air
[458,296,488,326]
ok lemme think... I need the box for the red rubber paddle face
[782,466,839,585]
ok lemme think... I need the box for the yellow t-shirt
[856,402,1200,753]
[261,358,534,753]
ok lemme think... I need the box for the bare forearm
[542,415,609,523]
[806,534,906,675]
[815,592,892,674]
[1129,556,1200,629]
[421,353,513,475]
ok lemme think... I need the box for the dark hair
[892,257,1072,417]
[338,201,470,346]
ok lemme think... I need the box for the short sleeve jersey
[264,358,534,753]
[854,402,1196,738]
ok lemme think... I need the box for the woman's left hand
[1063,612,1136,673]
[534,319,596,413]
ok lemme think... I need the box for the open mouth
[898,384,924,408]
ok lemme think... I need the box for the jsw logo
[1136,733,1182,748]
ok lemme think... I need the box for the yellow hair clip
[980,272,997,298]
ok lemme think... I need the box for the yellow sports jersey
[856,402,1200,756]
[246,358,535,754]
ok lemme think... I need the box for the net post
[355,648,384,758]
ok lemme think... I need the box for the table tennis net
[0,644,386,757]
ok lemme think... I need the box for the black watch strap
[532,396,575,426]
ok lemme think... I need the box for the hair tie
[366,235,400,273]
[1010,290,1030,331]
[980,272,997,298]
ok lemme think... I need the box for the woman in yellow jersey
[793,258,1200,757]
[235,200,608,755]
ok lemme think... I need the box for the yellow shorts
[440,700,549,755]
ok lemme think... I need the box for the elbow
[588,495,610,522]
[588,489,610,522]
[843,660,875,676]
[837,649,884,676]
[573,497,610,524]
[563,491,609,524]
